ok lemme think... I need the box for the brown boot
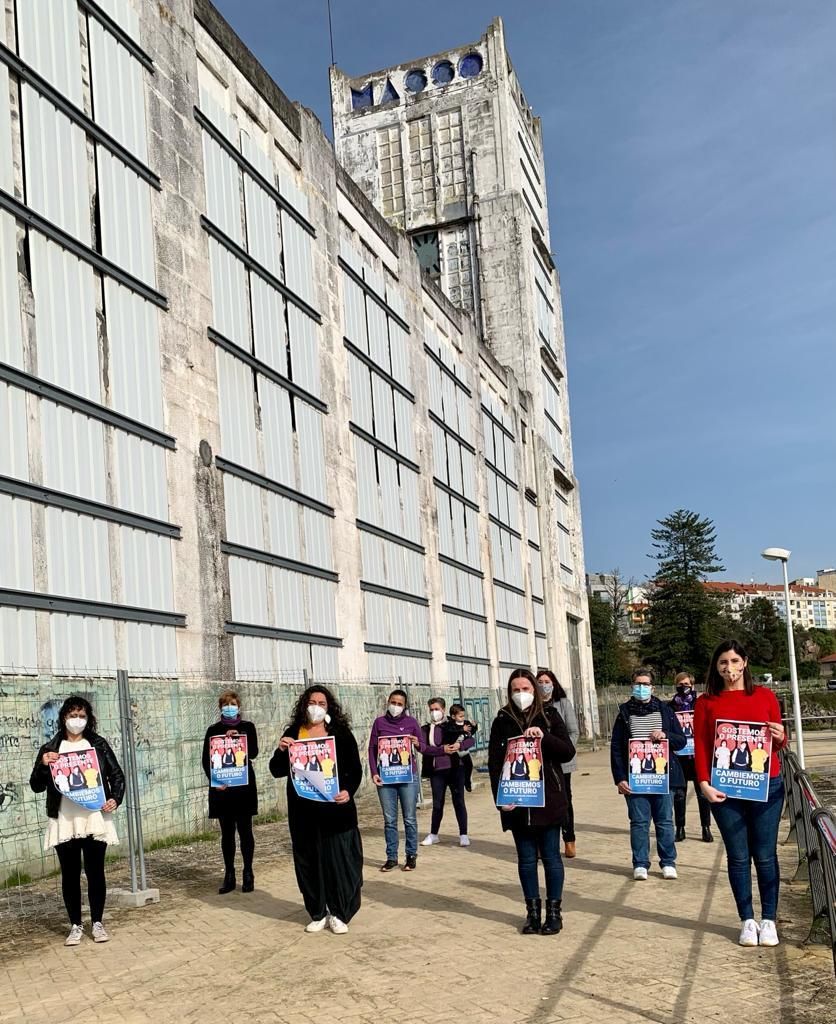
[564,841,576,859]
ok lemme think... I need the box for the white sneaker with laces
[758,919,779,946]
[91,922,109,943]
[633,867,648,881]
[459,835,471,847]
[662,866,678,880]
[421,834,439,846]
[305,917,328,933]
[328,915,349,934]
[738,919,760,946]
[65,924,83,947]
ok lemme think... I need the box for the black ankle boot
[701,825,713,843]
[522,898,542,934]
[242,867,254,893]
[541,899,563,935]
[675,826,686,842]
[218,868,236,894]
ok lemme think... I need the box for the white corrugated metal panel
[341,271,366,349]
[233,634,276,678]
[340,237,363,274]
[41,401,106,501]
[114,431,168,521]
[288,306,319,398]
[441,563,456,606]
[0,60,12,192]
[126,623,177,676]
[266,490,300,560]
[348,356,373,434]
[460,448,477,503]
[0,495,34,589]
[259,378,294,487]
[121,528,174,610]
[251,276,286,374]
[393,393,414,461]
[303,507,332,570]
[22,90,89,242]
[311,644,339,679]
[436,491,453,559]
[0,213,21,367]
[270,567,304,632]
[88,18,147,161]
[384,273,405,319]
[308,577,337,636]
[104,280,163,427]
[464,507,480,568]
[279,173,309,220]
[447,440,463,493]
[533,601,546,634]
[360,532,383,584]
[224,474,264,551]
[31,236,99,400]
[378,455,399,536]
[50,613,116,673]
[354,436,378,525]
[385,542,404,591]
[0,383,29,480]
[244,174,281,277]
[208,238,249,347]
[240,131,275,184]
[17,0,83,103]
[371,375,395,449]
[198,87,236,142]
[94,0,141,40]
[281,212,315,308]
[363,260,384,299]
[399,467,421,544]
[367,652,391,681]
[527,501,541,547]
[364,592,387,645]
[216,348,257,469]
[536,634,548,668]
[426,361,443,417]
[295,404,327,502]
[202,132,243,245]
[229,556,269,624]
[0,608,37,671]
[430,423,446,480]
[366,301,388,371]
[404,548,425,597]
[277,640,309,673]
[98,152,155,285]
[45,508,110,601]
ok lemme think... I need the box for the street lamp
[761,547,805,768]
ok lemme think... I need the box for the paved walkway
[2,747,834,1024]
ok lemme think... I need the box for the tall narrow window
[442,226,473,310]
[436,108,466,202]
[377,126,404,216]
[408,116,436,208]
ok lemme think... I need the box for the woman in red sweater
[694,640,787,948]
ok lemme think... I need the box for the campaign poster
[496,736,545,808]
[628,738,670,795]
[290,736,339,802]
[50,748,106,811]
[675,711,695,757]
[711,720,772,802]
[377,735,414,784]
[209,734,249,788]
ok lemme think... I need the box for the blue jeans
[377,780,419,860]
[512,826,565,901]
[711,774,784,921]
[626,794,676,869]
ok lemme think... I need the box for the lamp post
[761,547,805,768]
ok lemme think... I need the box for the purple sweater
[367,712,446,776]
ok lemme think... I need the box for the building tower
[331,18,596,719]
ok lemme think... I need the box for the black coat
[610,697,687,789]
[269,726,362,837]
[202,720,259,818]
[488,706,575,832]
[30,732,125,819]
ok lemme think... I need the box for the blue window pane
[459,52,483,78]
[405,69,427,94]
[432,60,455,86]
[381,78,400,104]
[351,84,374,110]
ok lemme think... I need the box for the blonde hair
[674,672,694,686]
[218,689,241,708]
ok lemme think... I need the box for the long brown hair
[505,668,546,727]
[705,640,754,696]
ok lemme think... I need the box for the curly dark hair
[58,695,97,739]
[286,685,351,734]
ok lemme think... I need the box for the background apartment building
[705,582,836,630]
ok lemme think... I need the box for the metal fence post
[116,669,138,894]
[116,669,154,899]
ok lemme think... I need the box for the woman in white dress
[30,696,124,947]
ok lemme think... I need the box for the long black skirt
[290,825,363,923]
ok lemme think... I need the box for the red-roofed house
[704,581,836,629]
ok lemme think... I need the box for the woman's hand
[41,751,60,766]
[216,784,228,791]
[278,736,294,751]
[409,735,421,747]
[443,744,459,754]
[767,721,785,745]
[616,780,632,796]
[225,729,239,738]
[101,799,118,813]
[700,781,726,804]
[334,790,350,804]
[500,804,517,812]
[372,774,383,787]
[649,730,666,741]
[524,726,544,739]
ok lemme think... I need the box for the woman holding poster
[669,672,712,843]
[488,669,575,936]
[269,686,363,935]
[202,689,259,895]
[694,640,787,948]
[29,696,124,947]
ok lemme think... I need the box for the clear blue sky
[214,1,835,585]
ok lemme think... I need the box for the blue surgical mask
[221,705,239,720]
[632,685,652,702]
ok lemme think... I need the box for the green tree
[588,594,630,686]
[649,509,724,583]
[739,598,784,665]
[809,628,836,657]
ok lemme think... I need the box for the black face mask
[676,686,691,693]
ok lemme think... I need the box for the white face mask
[538,683,554,700]
[512,691,534,712]
[307,705,327,724]
[388,703,404,718]
[66,716,87,735]
[430,709,444,723]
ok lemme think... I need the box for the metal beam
[0,589,185,626]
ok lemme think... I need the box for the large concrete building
[0,2,596,727]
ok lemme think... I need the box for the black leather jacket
[30,732,125,818]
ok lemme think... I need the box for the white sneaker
[739,919,760,946]
[421,834,439,846]
[758,919,779,946]
[65,924,83,947]
[633,867,648,881]
[305,917,328,933]
[662,866,678,880]
[328,915,348,934]
[459,835,471,847]
[91,922,109,943]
